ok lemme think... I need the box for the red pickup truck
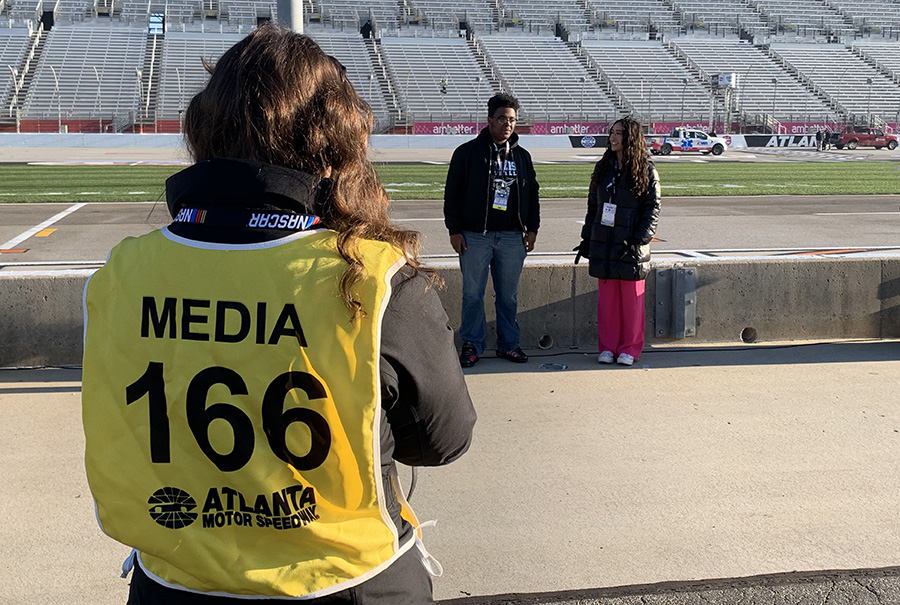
[832,127,898,150]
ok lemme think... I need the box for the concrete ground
[2,340,900,604]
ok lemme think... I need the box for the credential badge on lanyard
[492,141,511,211]
[601,168,617,227]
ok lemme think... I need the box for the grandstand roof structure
[0,0,898,134]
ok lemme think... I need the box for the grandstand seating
[222,0,276,27]
[672,38,834,121]
[8,0,41,21]
[581,40,711,122]
[55,0,91,21]
[379,36,492,122]
[853,42,900,80]
[0,27,30,115]
[311,33,390,121]
[667,0,767,36]
[587,0,681,35]
[23,24,146,119]
[479,35,618,121]
[497,0,591,32]
[747,0,854,37]
[155,31,240,119]
[407,0,496,32]
[830,0,900,34]
[771,44,900,119]
[319,0,399,31]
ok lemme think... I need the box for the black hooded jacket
[443,128,540,235]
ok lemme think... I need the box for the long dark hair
[590,117,650,196]
[183,23,426,319]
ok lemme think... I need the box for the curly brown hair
[183,23,426,319]
[590,117,650,196]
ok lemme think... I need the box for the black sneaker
[496,347,528,363]
[459,341,479,367]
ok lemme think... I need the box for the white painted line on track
[0,202,87,250]
[1,269,98,277]
[0,261,106,266]
[815,212,900,216]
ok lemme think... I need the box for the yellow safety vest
[83,228,419,598]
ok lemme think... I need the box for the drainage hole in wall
[538,334,554,349]
[741,327,758,343]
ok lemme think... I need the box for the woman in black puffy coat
[576,117,661,365]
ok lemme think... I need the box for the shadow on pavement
[438,566,900,604]
[463,340,900,375]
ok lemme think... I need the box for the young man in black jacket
[443,93,540,367]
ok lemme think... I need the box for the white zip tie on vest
[414,520,444,577]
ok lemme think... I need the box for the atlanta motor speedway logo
[148,487,198,529]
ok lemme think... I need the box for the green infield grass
[0,161,897,202]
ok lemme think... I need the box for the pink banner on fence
[530,122,608,135]
[779,122,900,134]
[413,122,481,135]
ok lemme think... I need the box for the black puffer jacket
[443,128,540,235]
[580,161,661,281]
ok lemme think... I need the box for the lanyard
[493,141,511,178]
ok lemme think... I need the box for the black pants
[128,547,434,605]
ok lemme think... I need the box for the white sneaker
[616,353,634,366]
[598,351,615,364]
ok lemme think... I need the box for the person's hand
[450,233,467,255]
[573,240,590,264]
[524,231,537,253]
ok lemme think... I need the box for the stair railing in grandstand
[12,20,44,114]
[143,34,160,116]
[472,37,512,96]
[666,39,711,93]
[6,66,22,126]
[112,111,133,133]
[373,114,393,134]
[577,46,630,118]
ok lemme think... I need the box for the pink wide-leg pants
[597,279,645,359]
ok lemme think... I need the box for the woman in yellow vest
[82,23,476,604]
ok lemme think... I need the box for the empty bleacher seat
[582,40,710,122]
[24,24,147,117]
[319,0,399,31]
[587,0,681,33]
[379,36,491,121]
[771,43,900,118]
[673,37,834,120]
[497,0,592,32]
[406,0,496,32]
[155,30,241,119]
[479,35,618,121]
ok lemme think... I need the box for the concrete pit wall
[2,258,899,367]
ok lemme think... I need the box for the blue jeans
[458,230,527,354]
